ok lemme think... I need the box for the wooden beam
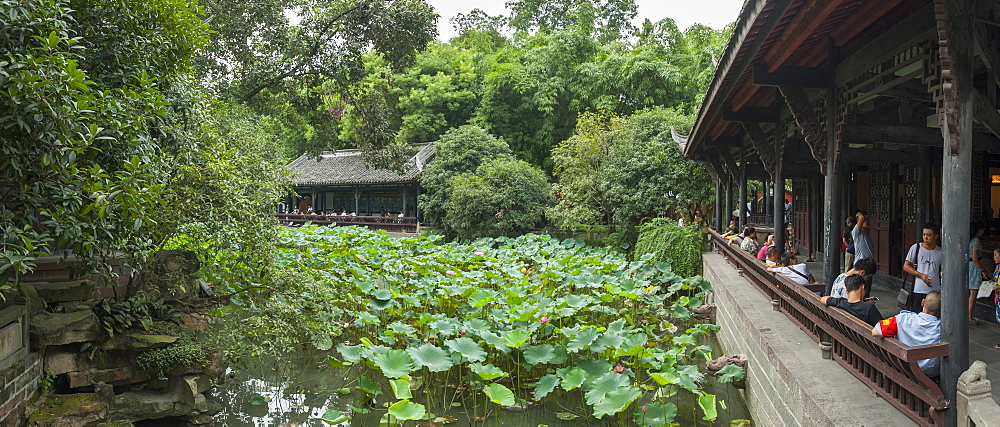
[841,123,1000,152]
[765,0,847,71]
[753,63,830,88]
[706,136,743,149]
[779,85,827,174]
[973,22,1000,90]
[723,105,780,122]
[742,122,774,178]
[830,0,908,46]
[839,148,920,164]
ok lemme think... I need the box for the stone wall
[703,251,916,426]
[0,352,42,426]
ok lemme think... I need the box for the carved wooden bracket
[718,148,741,182]
[706,156,726,185]
[741,121,774,179]
[699,160,721,185]
[778,85,827,175]
[934,0,961,154]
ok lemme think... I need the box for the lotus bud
[475,251,485,256]
[459,329,467,335]
[446,270,456,276]
[539,316,550,324]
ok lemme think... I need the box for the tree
[417,125,513,230]
[444,159,554,238]
[197,0,439,166]
[549,108,713,230]
[506,0,638,43]
[1,0,290,295]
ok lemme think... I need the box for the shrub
[634,219,704,277]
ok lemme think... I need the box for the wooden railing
[710,230,949,425]
[747,214,770,226]
[276,214,418,233]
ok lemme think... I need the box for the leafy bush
[93,296,179,338]
[634,218,704,278]
[136,340,208,377]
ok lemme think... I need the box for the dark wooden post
[774,124,786,252]
[725,173,733,227]
[824,83,841,294]
[937,1,974,424]
[739,149,748,229]
[915,147,929,241]
[714,182,723,230]
[764,178,773,222]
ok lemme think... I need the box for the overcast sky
[427,0,747,40]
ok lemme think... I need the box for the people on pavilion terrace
[767,251,815,285]
[830,257,877,299]
[872,291,942,382]
[822,274,882,326]
[740,227,760,254]
[764,245,781,267]
[842,215,857,273]
[852,210,874,263]
[721,219,739,237]
[902,223,942,313]
[968,221,988,325]
[756,234,774,260]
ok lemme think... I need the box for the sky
[426,0,747,41]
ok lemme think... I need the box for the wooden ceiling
[686,0,928,157]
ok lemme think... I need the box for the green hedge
[633,218,704,277]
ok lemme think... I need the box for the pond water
[210,342,751,426]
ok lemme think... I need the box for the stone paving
[804,260,1000,404]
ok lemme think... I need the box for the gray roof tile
[288,143,434,186]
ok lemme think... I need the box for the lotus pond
[210,225,748,425]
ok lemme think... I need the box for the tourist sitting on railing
[756,234,774,260]
[721,219,739,237]
[872,290,942,381]
[822,274,883,326]
[767,251,815,285]
[740,227,760,254]
[830,257,878,299]
[764,246,780,267]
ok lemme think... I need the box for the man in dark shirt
[819,275,883,326]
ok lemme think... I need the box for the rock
[67,367,136,389]
[185,413,215,425]
[15,282,45,315]
[95,422,134,427]
[201,348,227,378]
[27,393,109,426]
[706,354,749,372]
[179,313,210,332]
[30,310,102,348]
[46,346,133,375]
[101,332,177,351]
[26,280,97,303]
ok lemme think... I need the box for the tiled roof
[288,143,435,186]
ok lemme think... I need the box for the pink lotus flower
[642,405,648,412]
[445,270,456,276]
[539,316,550,324]
[459,329,467,335]
[475,251,485,256]
[613,364,626,373]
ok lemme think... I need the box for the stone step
[23,280,97,304]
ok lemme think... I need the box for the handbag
[897,243,920,310]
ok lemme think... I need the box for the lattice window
[869,163,892,222]
[900,165,918,223]
[972,151,985,220]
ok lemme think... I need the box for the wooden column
[714,181,723,230]
[915,147,930,241]
[937,1,974,424]
[402,187,408,216]
[739,149,748,229]
[824,54,841,291]
[725,173,734,226]
[764,178,773,221]
[774,126,786,252]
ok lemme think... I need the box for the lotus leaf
[443,337,487,362]
[558,367,586,390]
[469,363,507,380]
[584,372,631,406]
[370,349,416,378]
[390,378,411,399]
[406,343,454,372]
[716,364,745,383]
[522,344,556,366]
[592,385,642,418]
[502,329,530,348]
[320,409,350,424]
[387,400,426,421]
[482,383,516,406]
[698,393,717,421]
[565,328,599,352]
[533,374,560,399]
[356,375,383,396]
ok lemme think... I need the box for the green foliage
[222,225,723,423]
[549,108,714,230]
[92,296,179,338]
[135,340,209,377]
[417,125,513,228]
[634,218,704,278]
[443,158,554,238]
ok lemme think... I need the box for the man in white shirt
[902,223,943,312]
[767,251,814,285]
[830,257,877,298]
